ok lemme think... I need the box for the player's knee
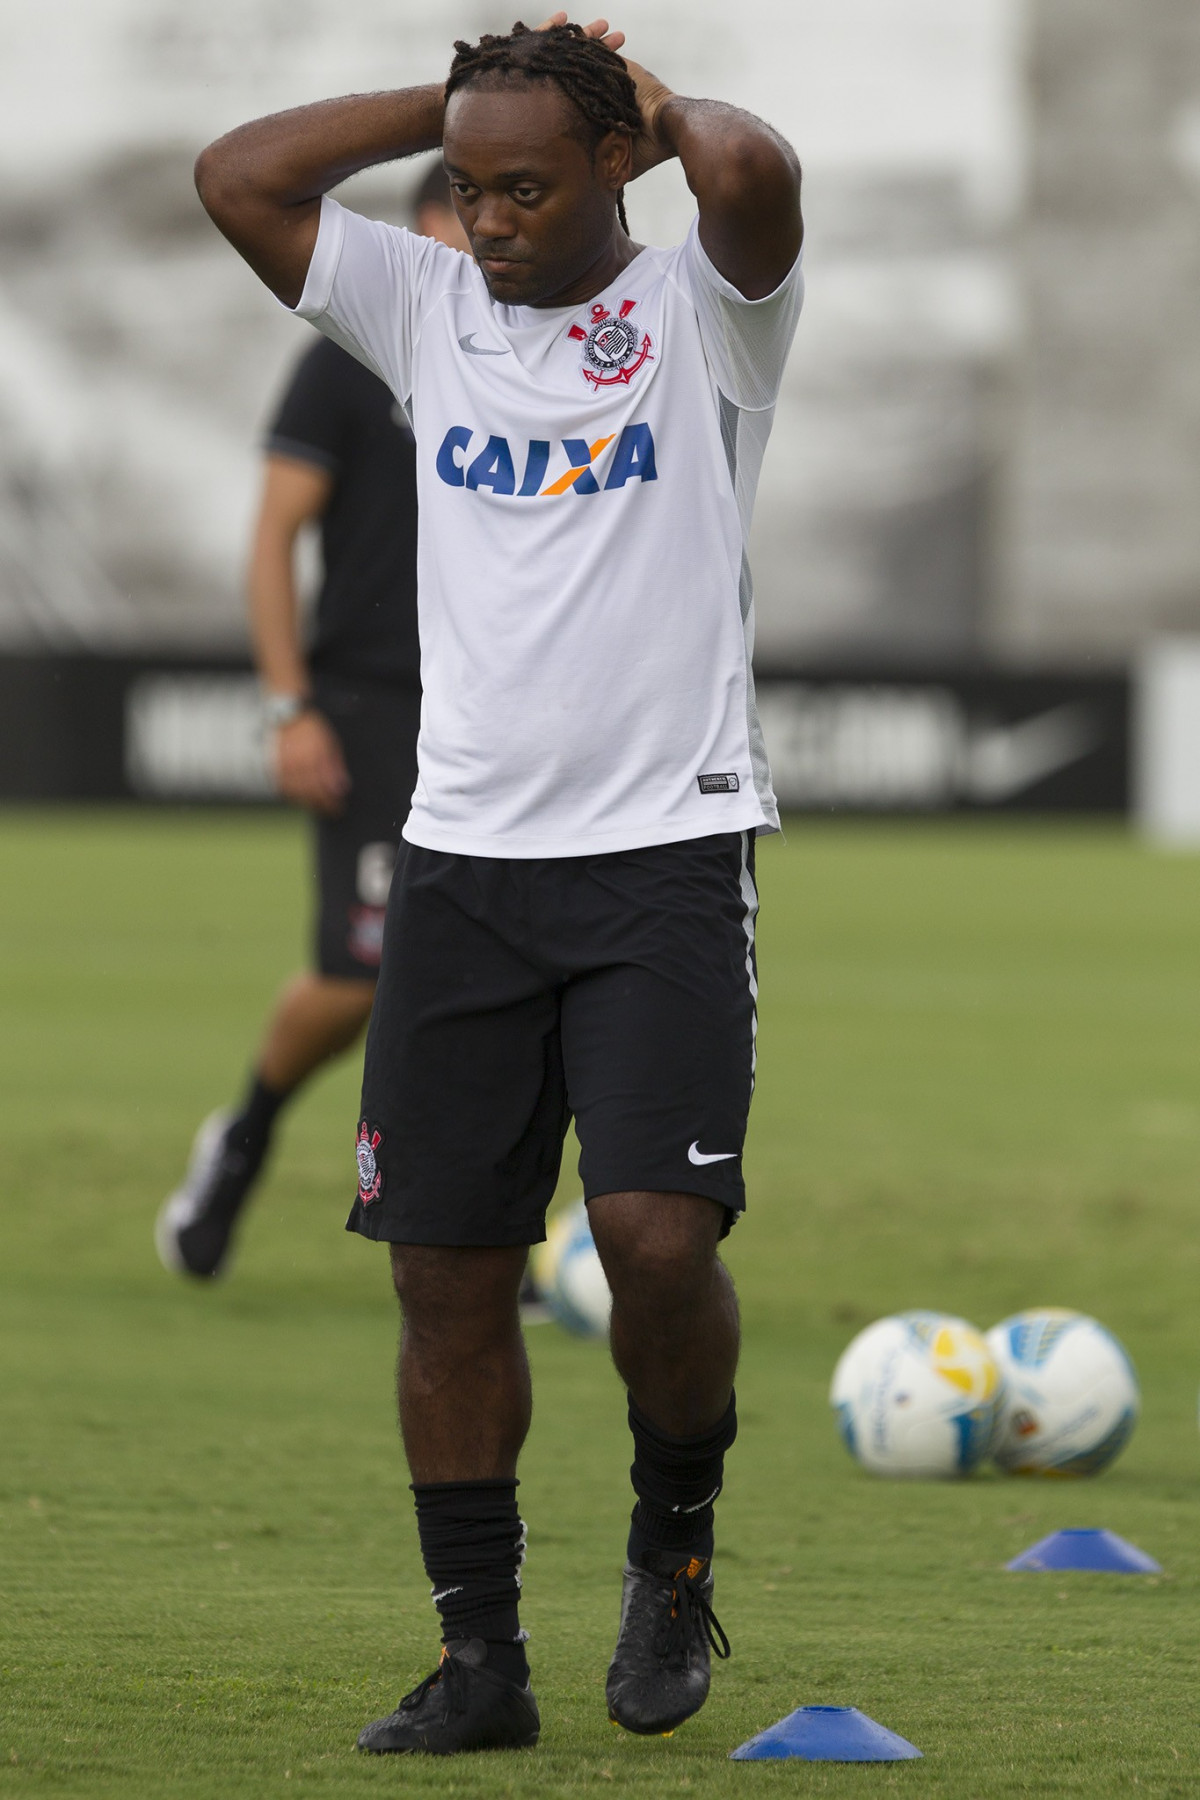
[346,978,377,1017]
[314,972,376,1014]
[389,1242,523,1337]
[593,1193,724,1308]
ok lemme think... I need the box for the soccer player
[156,171,469,1280]
[193,12,803,1754]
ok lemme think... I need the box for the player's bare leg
[589,1189,739,1433]
[589,1190,738,1735]
[257,972,376,1089]
[390,1243,532,1481]
[157,972,376,1279]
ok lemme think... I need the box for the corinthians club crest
[569,299,654,390]
[356,1120,383,1205]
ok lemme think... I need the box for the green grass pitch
[2,810,1200,1797]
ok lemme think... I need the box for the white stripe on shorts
[738,830,760,1091]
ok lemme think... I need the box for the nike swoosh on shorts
[458,332,510,356]
[688,1141,739,1166]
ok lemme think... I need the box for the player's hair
[445,20,641,233]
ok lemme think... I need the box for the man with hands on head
[195,11,802,1757]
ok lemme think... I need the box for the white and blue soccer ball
[830,1311,1002,1478]
[986,1309,1139,1476]
[532,1198,611,1338]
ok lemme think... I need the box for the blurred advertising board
[0,655,1129,813]
[0,656,270,803]
[756,669,1129,814]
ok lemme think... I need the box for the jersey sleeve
[264,339,351,473]
[679,217,804,412]
[291,195,455,404]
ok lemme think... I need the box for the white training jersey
[295,195,803,858]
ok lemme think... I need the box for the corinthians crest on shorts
[568,299,655,391]
[356,1120,383,1204]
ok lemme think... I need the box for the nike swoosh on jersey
[687,1141,739,1166]
[458,332,510,357]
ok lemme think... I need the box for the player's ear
[594,127,633,193]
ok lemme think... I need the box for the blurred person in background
[156,165,468,1281]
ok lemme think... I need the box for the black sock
[626,1392,738,1570]
[223,1074,289,1183]
[412,1479,529,1684]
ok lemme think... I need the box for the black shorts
[311,678,421,980]
[348,831,759,1247]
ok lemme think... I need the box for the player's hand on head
[619,57,676,178]
[535,11,626,51]
[533,13,670,179]
[272,709,351,817]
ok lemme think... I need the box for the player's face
[443,81,629,308]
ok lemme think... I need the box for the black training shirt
[265,335,420,689]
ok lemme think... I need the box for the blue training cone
[1006,1528,1161,1574]
[730,1705,922,1762]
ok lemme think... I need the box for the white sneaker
[155,1110,244,1278]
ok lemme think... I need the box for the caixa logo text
[435,423,656,497]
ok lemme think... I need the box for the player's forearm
[197,87,444,214]
[656,97,800,218]
[195,86,444,301]
[248,536,309,698]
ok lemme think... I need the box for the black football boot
[606,1553,731,1735]
[357,1639,540,1756]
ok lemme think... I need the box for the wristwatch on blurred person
[262,690,313,729]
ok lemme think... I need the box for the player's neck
[530,229,644,311]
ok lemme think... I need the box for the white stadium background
[0,0,1024,663]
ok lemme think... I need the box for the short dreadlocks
[445,21,642,233]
